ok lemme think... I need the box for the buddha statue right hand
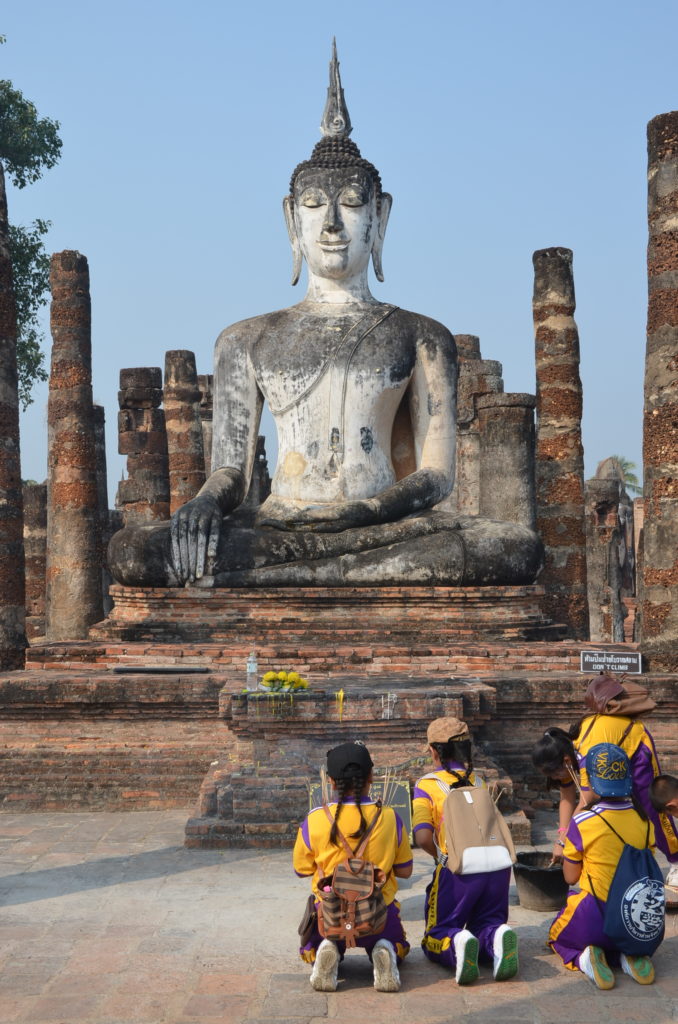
[170,492,223,584]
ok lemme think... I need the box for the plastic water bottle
[246,650,258,691]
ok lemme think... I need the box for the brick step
[0,717,228,810]
[25,638,629,678]
[0,670,227,719]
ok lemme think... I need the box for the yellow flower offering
[277,671,288,681]
[263,671,277,682]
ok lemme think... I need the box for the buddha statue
[109,45,542,589]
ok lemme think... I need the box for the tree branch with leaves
[0,44,62,408]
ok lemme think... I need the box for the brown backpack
[316,804,388,948]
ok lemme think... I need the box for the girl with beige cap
[413,717,518,985]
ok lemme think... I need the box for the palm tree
[610,456,643,496]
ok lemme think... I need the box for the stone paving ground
[0,810,676,1024]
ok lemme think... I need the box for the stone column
[93,404,114,615]
[641,113,678,668]
[23,482,47,640]
[585,478,626,642]
[116,368,170,523]
[0,166,26,668]
[533,247,588,638]
[198,373,214,476]
[46,251,103,640]
[477,393,537,530]
[164,350,206,514]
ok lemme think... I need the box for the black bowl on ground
[514,851,569,912]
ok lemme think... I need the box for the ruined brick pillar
[533,247,588,638]
[454,333,481,361]
[242,435,272,511]
[46,251,103,640]
[585,478,626,643]
[641,113,678,668]
[0,167,26,667]
[198,373,214,476]
[164,350,206,514]
[445,338,504,514]
[116,368,170,523]
[23,482,47,640]
[477,394,537,529]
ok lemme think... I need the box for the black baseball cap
[326,741,373,779]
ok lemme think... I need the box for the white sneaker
[492,924,519,981]
[579,945,615,990]
[453,929,479,985]
[666,864,678,887]
[310,939,340,991]
[372,938,401,992]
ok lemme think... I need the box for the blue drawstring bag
[589,816,665,956]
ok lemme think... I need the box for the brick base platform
[2,582,676,848]
[91,583,565,643]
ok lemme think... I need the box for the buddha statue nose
[323,199,343,233]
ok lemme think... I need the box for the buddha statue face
[284,166,392,288]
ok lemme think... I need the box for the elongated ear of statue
[371,192,392,283]
[283,195,303,286]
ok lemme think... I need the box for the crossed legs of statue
[107,511,543,588]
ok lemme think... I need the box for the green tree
[0,44,62,407]
[610,455,643,496]
[9,219,50,407]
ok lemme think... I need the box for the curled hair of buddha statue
[285,40,390,285]
[290,137,383,201]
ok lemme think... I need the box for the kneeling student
[293,741,412,992]
[549,743,664,989]
[413,717,518,985]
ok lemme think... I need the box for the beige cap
[426,717,470,746]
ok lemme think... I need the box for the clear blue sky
[4,0,677,498]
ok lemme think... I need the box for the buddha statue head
[283,41,392,288]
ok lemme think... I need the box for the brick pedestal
[91,583,564,644]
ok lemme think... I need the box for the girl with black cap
[293,741,413,992]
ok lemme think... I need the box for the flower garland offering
[259,670,310,692]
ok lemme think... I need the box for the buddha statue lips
[107,45,543,590]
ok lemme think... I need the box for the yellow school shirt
[293,798,412,905]
[576,716,658,790]
[563,800,655,900]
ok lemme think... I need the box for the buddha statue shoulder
[109,44,542,589]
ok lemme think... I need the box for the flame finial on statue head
[320,39,352,139]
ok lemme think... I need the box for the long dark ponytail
[431,738,473,787]
[330,768,371,846]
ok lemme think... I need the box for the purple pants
[299,899,410,964]
[549,889,621,970]
[422,863,511,968]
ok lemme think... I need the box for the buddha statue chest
[250,306,416,500]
